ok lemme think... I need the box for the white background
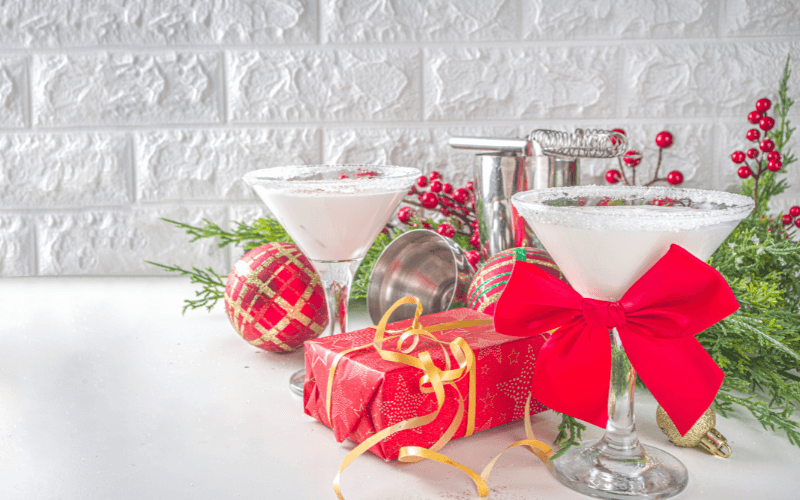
[0,0,798,277]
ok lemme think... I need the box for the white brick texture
[0,0,798,276]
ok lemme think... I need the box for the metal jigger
[449,136,578,258]
[367,229,475,324]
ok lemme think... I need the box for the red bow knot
[493,244,739,435]
[581,298,626,330]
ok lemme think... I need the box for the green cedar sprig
[144,262,226,314]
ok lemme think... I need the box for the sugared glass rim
[512,185,755,231]
[243,164,421,194]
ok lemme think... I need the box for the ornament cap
[698,428,732,458]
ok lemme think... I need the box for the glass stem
[601,328,642,454]
[311,260,361,339]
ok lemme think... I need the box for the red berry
[429,171,442,181]
[755,98,771,112]
[339,173,349,179]
[790,206,800,218]
[737,166,752,178]
[767,151,781,162]
[767,159,783,172]
[746,129,761,141]
[748,110,763,124]
[597,197,610,206]
[622,150,642,167]
[759,116,775,131]
[465,181,474,191]
[421,221,431,229]
[747,148,759,159]
[730,151,746,163]
[430,180,443,193]
[655,131,673,148]
[453,188,470,204]
[419,192,439,209]
[610,128,626,145]
[416,175,428,188]
[441,196,454,208]
[795,218,800,229]
[760,139,775,152]
[469,232,480,248]
[437,223,456,238]
[439,207,450,216]
[605,169,622,184]
[397,206,413,223]
[667,171,683,185]
[781,214,793,226]
[443,182,453,194]
[466,250,481,267]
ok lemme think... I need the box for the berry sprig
[394,170,482,267]
[779,205,800,232]
[730,98,786,212]
[605,129,684,186]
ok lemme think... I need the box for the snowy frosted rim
[512,185,755,231]
[242,165,421,195]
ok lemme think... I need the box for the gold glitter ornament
[656,405,731,458]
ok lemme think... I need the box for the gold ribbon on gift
[327,297,553,500]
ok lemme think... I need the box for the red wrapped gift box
[303,307,548,460]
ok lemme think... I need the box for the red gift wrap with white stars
[303,308,547,461]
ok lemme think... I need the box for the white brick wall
[0,0,798,277]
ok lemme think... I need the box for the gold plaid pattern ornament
[467,247,564,315]
[225,243,328,353]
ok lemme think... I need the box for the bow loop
[581,298,626,330]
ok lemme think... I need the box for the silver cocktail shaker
[449,129,626,258]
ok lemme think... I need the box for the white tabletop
[1,277,798,500]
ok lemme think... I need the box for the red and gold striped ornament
[467,247,564,316]
[225,243,328,353]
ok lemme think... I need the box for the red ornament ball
[467,248,564,315]
[759,116,775,131]
[755,98,771,112]
[767,151,781,162]
[767,159,783,172]
[419,192,439,209]
[416,175,428,188]
[746,129,761,141]
[655,131,673,148]
[748,110,763,124]
[225,243,328,353]
[730,151,746,164]
[790,206,800,218]
[760,139,775,152]
[436,222,456,238]
[605,169,622,184]
[781,214,793,226]
[667,171,684,185]
[747,148,759,159]
[623,150,642,167]
[737,166,752,178]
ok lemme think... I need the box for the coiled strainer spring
[528,129,627,158]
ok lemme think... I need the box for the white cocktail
[244,165,420,395]
[512,185,754,499]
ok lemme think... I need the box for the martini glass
[243,165,420,395]
[512,185,753,499]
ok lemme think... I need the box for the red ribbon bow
[494,244,739,435]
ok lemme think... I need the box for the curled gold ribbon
[327,297,553,499]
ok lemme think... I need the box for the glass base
[289,368,305,396]
[552,439,688,500]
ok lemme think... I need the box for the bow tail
[619,329,724,436]
[531,321,612,429]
